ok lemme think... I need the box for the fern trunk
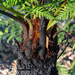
[16,18,59,75]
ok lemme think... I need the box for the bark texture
[16,49,58,75]
[16,18,59,75]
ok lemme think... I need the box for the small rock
[70,54,75,59]
[63,52,72,57]
[65,47,72,52]
[68,57,73,60]
[64,64,71,69]
[67,61,71,67]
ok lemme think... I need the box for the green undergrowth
[57,60,75,75]
[57,19,75,53]
[0,16,22,45]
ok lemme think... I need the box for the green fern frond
[47,2,75,30]
[33,0,39,5]
[3,0,25,8]
[24,6,54,19]
[56,2,75,20]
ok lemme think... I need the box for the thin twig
[57,37,75,59]
[53,30,70,39]
[0,9,28,41]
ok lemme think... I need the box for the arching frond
[24,6,54,19]
[47,1,75,30]
[56,2,75,20]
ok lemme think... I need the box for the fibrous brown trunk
[0,9,59,75]
[16,18,59,75]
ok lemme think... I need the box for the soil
[0,39,18,75]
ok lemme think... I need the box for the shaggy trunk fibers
[16,18,59,75]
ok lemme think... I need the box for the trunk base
[16,48,58,75]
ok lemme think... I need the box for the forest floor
[0,38,75,75]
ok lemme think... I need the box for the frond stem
[31,0,36,19]
[0,5,33,39]
[0,5,33,30]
